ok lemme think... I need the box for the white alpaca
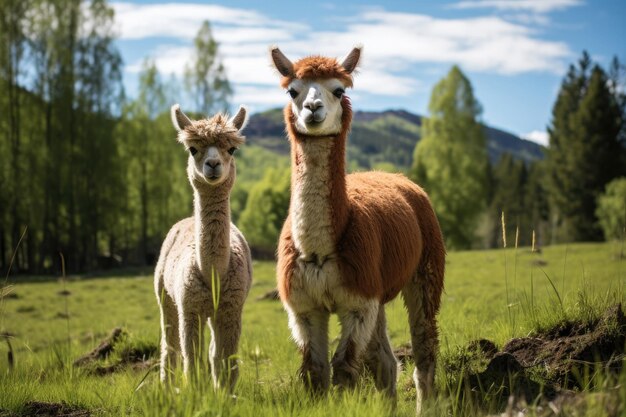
[155,105,252,390]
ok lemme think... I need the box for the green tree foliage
[115,59,190,264]
[484,155,550,248]
[238,168,290,256]
[523,161,551,247]
[0,0,29,272]
[546,52,625,242]
[0,2,257,273]
[487,154,527,246]
[1,0,124,272]
[596,177,626,241]
[184,20,231,115]
[410,66,489,249]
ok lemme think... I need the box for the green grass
[0,242,625,416]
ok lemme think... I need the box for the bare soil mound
[73,328,157,375]
[0,401,92,417]
[431,304,625,412]
[502,304,625,388]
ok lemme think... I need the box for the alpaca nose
[304,99,323,112]
[205,158,221,169]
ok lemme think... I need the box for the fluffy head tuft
[177,113,245,148]
[280,56,354,89]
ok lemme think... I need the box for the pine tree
[488,154,527,246]
[546,52,625,242]
[410,66,489,249]
[524,161,550,247]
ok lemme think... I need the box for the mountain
[245,108,544,170]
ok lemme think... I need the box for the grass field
[0,241,625,416]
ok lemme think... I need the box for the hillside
[245,108,545,170]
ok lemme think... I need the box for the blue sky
[113,0,626,146]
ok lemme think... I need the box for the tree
[0,0,127,273]
[184,21,232,115]
[410,66,489,249]
[116,59,190,264]
[596,177,626,241]
[238,168,290,256]
[486,154,527,247]
[0,0,29,271]
[546,52,625,242]
[523,161,550,247]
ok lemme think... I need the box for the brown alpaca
[271,46,445,413]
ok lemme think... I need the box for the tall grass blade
[1,226,28,329]
[501,212,513,333]
[539,267,564,313]
[59,252,72,363]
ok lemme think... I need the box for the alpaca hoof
[299,365,330,393]
[331,365,358,389]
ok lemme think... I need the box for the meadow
[0,241,625,416]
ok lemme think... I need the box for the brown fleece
[280,56,354,89]
[278,95,445,306]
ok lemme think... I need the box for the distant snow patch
[522,130,549,146]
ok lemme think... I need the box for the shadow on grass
[3,266,155,284]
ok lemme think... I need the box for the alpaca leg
[363,305,398,397]
[331,299,379,388]
[402,274,439,414]
[207,304,243,392]
[179,304,208,380]
[287,306,331,392]
[158,291,180,383]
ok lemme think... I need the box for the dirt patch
[490,390,622,417]
[531,258,548,267]
[73,328,123,366]
[2,292,19,300]
[0,401,93,417]
[73,328,157,375]
[57,290,71,296]
[503,303,625,388]
[467,338,499,359]
[16,305,36,313]
[438,304,626,411]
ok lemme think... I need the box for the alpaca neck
[193,176,232,280]
[286,102,351,261]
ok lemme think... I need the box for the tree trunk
[141,159,148,265]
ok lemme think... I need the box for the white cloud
[112,2,305,40]
[126,45,193,75]
[233,85,286,108]
[522,130,549,146]
[114,3,573,107]
[319,11,571,74]
[502,13,551,25]
[451,0,583,13]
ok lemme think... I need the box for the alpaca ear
[171,104,192,132]
[341,46,362,74]
[270,46,294,77]
[230,105,248,132]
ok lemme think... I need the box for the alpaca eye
[228,147,237,155]
[188,147,198,156]
[333,88,345,98]
[287,88,298,99]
